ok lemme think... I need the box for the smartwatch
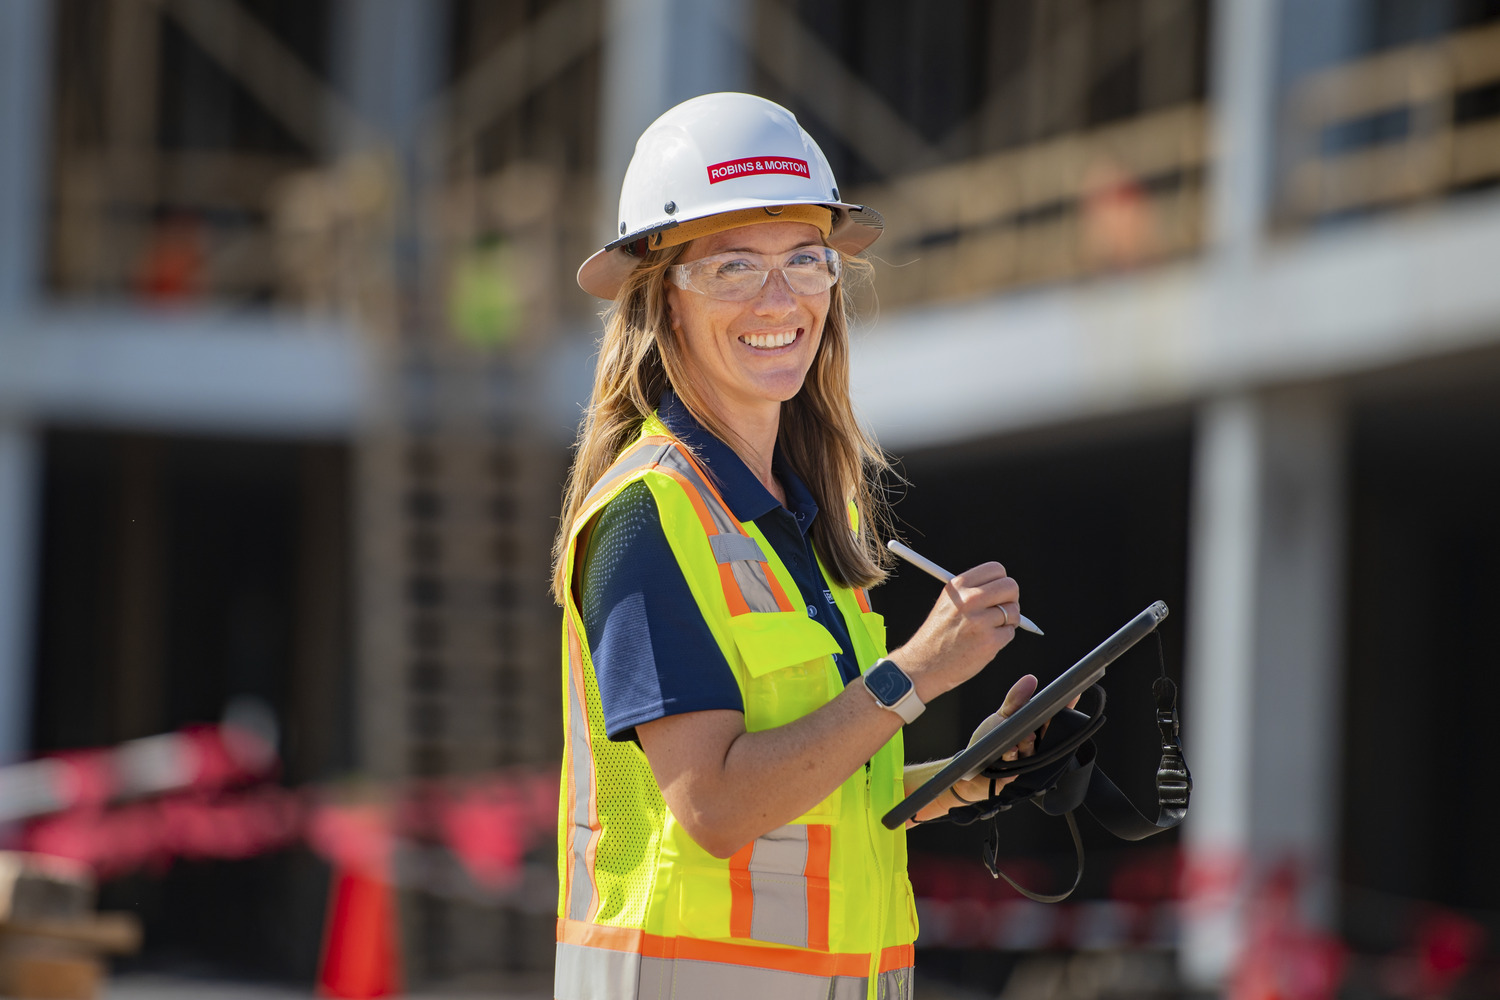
[862,658,925,724]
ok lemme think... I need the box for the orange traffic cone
[316,865,402,998]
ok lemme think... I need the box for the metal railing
[1282,21,1500,221]
[850,104,1209,310]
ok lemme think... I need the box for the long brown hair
[550,241,895,606]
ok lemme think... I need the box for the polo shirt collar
[657,390,820,535]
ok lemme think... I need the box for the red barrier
[0,721,278,826]
[13,753,560,894]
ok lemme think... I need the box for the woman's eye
[715,259,757,276]
[786,247,834,268]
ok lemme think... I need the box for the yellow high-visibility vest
[556,413,918,1000]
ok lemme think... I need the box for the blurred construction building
[1,0,1498,995]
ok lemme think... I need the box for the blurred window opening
[41,0,608,338]
[1277,1,1500,226]
[754,0,1214,309]
[46,0,335,306]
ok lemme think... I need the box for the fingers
[950,561,1008,588]
[999,674,1040,759]
[946,565,1023,635]
[979,603,1023,632]
[899,561,1025,700]
[948,567,1019,610]
[1001,735,1035,761]
[999,673,1038,716]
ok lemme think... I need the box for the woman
[552,93,1040,1000]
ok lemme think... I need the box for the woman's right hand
[887,561,1020,703]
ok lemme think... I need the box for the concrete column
[597,0,750,232]
[0,0,53,312]
[331,0,450,782]
[1181,388,1347,986]
[0,426,39,763]
[0,0,52,762]
[1208,0,1278,263]
[331,0,449,290]
[332,0,447,155]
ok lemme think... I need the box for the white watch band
[885,685,925,724]
[862,659,926,724]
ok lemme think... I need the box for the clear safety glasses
[666,245,842,301]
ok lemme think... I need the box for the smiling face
[664,220,832,433]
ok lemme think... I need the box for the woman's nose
[752,268,798,315]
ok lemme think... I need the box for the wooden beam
[737,1,941,179]
[151,0,367,156]
[430,0,602,151]
[1291,21,1500,129]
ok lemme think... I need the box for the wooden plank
[1451,118,1500,186]
[0,914,141,955]
[0,955,102,1000]
[150,0,362,156]
[1290,22,1500,130]
[854,104,1208,238]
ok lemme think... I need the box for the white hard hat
[577,92,884,299]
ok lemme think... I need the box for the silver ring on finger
[998,605,1010,627]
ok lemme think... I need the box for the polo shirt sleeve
[580,480,744,742]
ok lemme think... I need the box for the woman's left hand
[946,673,1040,802]
[904,673,1042,823]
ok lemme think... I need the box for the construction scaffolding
[20,0,1500,993]
[42,0,599,985]
[33,0,1223,987]
[1281,19,1500,221]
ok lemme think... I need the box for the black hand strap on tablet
[923,634,1191,902]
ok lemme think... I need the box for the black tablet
[881,600,1169,830]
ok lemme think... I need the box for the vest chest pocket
[728,612,845,821]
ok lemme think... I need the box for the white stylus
[887,539,1044,636]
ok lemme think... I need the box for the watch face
[867,661,913,705]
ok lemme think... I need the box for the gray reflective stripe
[567,636,595,922]
[878,966,915,1000]
[708,532,765,564]
[554,940,639,1000]
[728,558,782,613]
[748,825,811,947]
[657,446,740,536]
[832,977,870,1000]
[657,445,788,613]
[581,439,787,613]
[641,954,867,1000]
[579,441,675,513]
[557,938,880,1000]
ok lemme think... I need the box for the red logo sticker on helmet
[706,156,811,184]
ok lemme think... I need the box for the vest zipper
[863,762,888,998]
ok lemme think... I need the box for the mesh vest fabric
[556,415,918,1000]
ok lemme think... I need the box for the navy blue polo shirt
[580,390,862,742]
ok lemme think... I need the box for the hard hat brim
[576,202,884,301]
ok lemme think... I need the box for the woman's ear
[663,287,681,332]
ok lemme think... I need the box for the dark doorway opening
[1343,380,1500,951]
[880,413,1192,985]
[31,429,353,982]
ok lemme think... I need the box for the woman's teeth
[740,330,798,349]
